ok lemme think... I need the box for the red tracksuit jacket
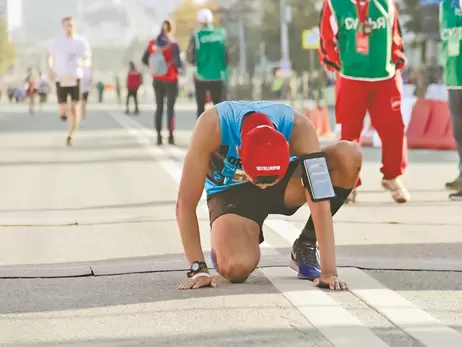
[318,0,406,74]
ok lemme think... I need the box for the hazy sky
[6,0,188,31]
[7,0,21,30]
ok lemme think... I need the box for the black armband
[299,153,336,202]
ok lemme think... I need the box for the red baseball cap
[239,112,290,183]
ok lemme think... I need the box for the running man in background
[47,16,92,146]
[81,65,93,121]
[186,9,229,119]
[440,0,462,201]
[319,0,409,203]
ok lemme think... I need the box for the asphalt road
[0,102,461,347]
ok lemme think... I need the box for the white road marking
[111,112,396,347]
[263,218,462,347]
[341,268,462,347]
[263,267,389,347]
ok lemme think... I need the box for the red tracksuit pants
[335,73,408,185]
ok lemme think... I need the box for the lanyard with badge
[356,0,372,55]
[449,0,461,57]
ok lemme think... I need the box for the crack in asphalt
[1,218,460,228]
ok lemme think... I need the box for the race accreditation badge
[448,38,460,57]
[60,76,77,87]
[356,32,369,55]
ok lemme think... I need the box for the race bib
[356,32,369,55]
[448,39,460,57]
[60,76,77,87]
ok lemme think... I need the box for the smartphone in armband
[299,153,336,202]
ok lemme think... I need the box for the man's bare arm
[289,111,338,277]
[176,109,221,265]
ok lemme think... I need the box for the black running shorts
[56,79,80,103]
[207,159,302,243]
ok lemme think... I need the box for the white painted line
[112,112,395,347]
[264,219,301,245]
[263,267,389,347]
[341,268,462,347]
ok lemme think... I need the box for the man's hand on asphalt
[178,275,217,290]
[313,274,348,291]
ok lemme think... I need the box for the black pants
[153,79,178,135]
[126,88,139,112]
[194,79,224,118]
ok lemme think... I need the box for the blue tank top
[205,101,295,196]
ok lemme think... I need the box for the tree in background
[399,0,440,64]
[170,0,223,50]
[0,18,15,75]
[258,0,320,73]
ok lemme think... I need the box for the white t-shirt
[48,34,91,83]
[81,67,93,92]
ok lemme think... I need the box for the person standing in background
[37,72,50,111]
[440,0,462,200]
[80,65,93,121]
[319,0,409,204]
[126,61,142,115]
[25,67,38,115]
[96,81,104,103]
[114,76,121,104]
[186,9,228,119]
[142,19,182,146]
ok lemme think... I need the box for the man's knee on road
[211,215,261,284]
[216,257,256,283]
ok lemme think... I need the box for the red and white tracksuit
[318,0,408,183]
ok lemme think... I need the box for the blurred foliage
[399,0,424,34]
[260,0,321,72]
[218,0,322,74]
[170,0,223,50]
[0,18,15,75]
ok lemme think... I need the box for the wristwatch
[187,261,208,278]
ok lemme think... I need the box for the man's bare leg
[211,214,261,283]
[28,93,36,115]
[66,101,80,146]
[81,100,87,120]
[59,102,68,121]
[284,141,362,206]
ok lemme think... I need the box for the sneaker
[168,134,175,145]
[445,178,462,191]
[211,248,219,271]
[66,136,72,147]
[289,238,321,280]
[382,178,410,203]
[156,134,163,146]
[449,190,462,201]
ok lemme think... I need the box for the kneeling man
[176,101,362,291]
